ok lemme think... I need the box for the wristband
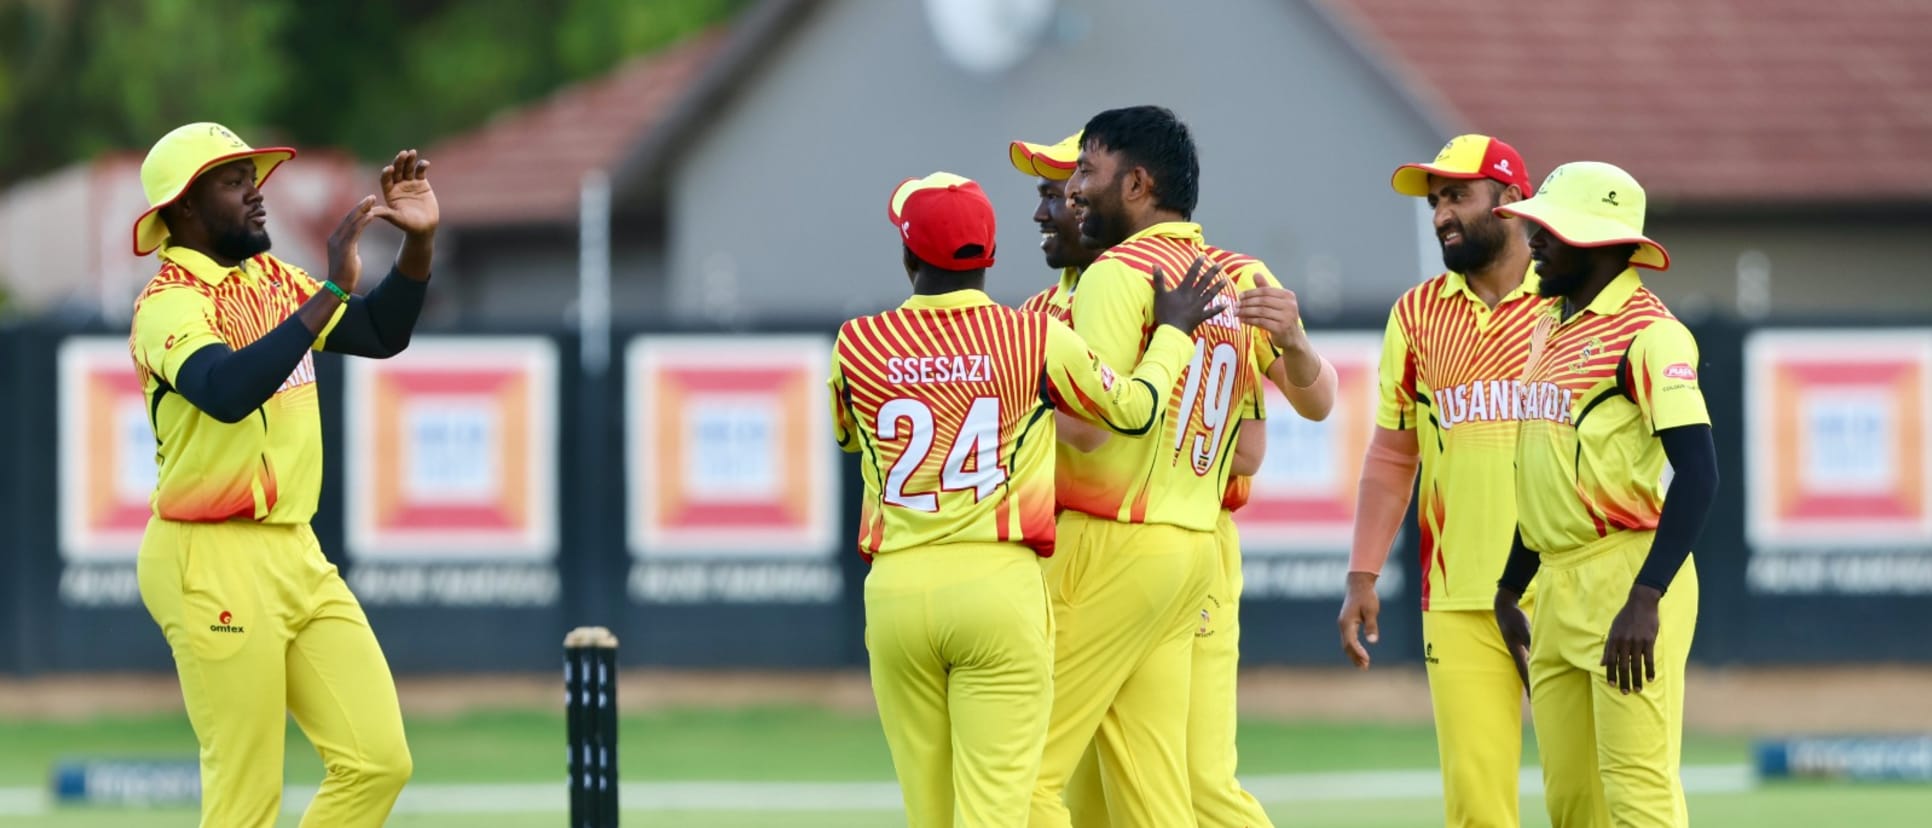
[321,281,351,302]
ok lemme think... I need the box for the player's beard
[210,216,272,262]
[1440,214,1508,275]
[1077,176,1132,251]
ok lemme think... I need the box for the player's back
[834,298,1060,559]
[1063,230,1262,533]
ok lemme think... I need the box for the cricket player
[1491,161,1718,828]
[127,122,437,827]
[1010,127,1333,828]
[829,171,1228,827]
[1339,134,1547,827]
[1027,105,1334,828]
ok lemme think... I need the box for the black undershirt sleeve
[1634,424,1719,593]
[1498,525,1541,596]
[320,266,428,358]
[171,317,317,424]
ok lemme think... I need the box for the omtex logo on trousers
[209,610,245,634]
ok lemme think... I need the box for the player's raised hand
[371,149,438,237]
[326,195,383,296]
[1151,254,1228,334]
[1601,585,1662,695]
[1494,588,1533,692]
[1238,274,1311,352]
[1338,572,1381,669]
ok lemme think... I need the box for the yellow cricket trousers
[136,518,411,828]
[1528,531,1698,828]
[865,542,1054,828]
[1424,602,1534,828]
[1065,511,1269,827]
[1030,510,1217,828]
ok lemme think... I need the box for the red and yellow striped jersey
[128,245,347,524]
[1516,269,1710,555]
[1062,222,1277,532]
[1378,266,1550,610]
[830,289,1191,560]
[1018,267,1078,322]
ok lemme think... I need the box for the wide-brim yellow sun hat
[131,122,295,257]
[1492,160,1670,271]
[1009,131,1081,181]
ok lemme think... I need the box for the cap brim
[1495,199,1671,271]
[1010,140,1076,182]
[132,147,295,256]
[1391,163,1492,197]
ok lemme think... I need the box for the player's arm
[1230,420,1264,477]
[827,353,860,454]
[1049,257,1227,433]
[1229,343,1271,477]
[132,284,344,424]
[313,264,428,358]
[1054,412,1109,452]
[1237,271,1336,420]
[1603,321,1718,694]
[1338,309,1421,668]
[1495,526,1538,690]
[1043,320,1189,436]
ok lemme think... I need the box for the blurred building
[5,0,1927,326]
[416,0,1932,329]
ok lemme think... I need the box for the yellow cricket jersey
[1018,267,1079,322]
[128,245,347,524]
[1378,266,1550,611]
[830,289,1192,560]
[1063,222,1278,532]
[1515,268,1711,555]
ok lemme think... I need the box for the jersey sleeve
[1375,307,1417,431]
[1043,318,1190,437]
[278,258,349,349]
[827,348,860,454]
[1627,319,1711,433]
[1067,258,1151,373]
[1017,286,1055,314]
[131,286,227,388]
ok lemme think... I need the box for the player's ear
[902,244,918,282]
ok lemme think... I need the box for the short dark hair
[1081,106,1199,217]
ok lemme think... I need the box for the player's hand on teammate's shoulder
[370,149,438,238]
[1237,271,1311,352]
[1338,572,1381,670]
[1150,254,1228,334]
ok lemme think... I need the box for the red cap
[1391,134,1533,197]
[887,172,998,271]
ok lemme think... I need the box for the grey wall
[1641,213,1932,322]
[439,225,669,325]
[667,0,1447,323]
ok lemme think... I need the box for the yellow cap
[131,122,295,257]
[1492,161,1670,271]
[1009,131,1081,181]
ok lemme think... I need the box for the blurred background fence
[4,311,1929,676]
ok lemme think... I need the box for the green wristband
[321,281,351,301]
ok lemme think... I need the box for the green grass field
[2,707,1926,826]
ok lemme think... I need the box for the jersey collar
[158,244,249,285]
[1121,220,1204,247]
[900,289,995,311]
[1438,263,1542,303]
[1577,267,1644,318]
